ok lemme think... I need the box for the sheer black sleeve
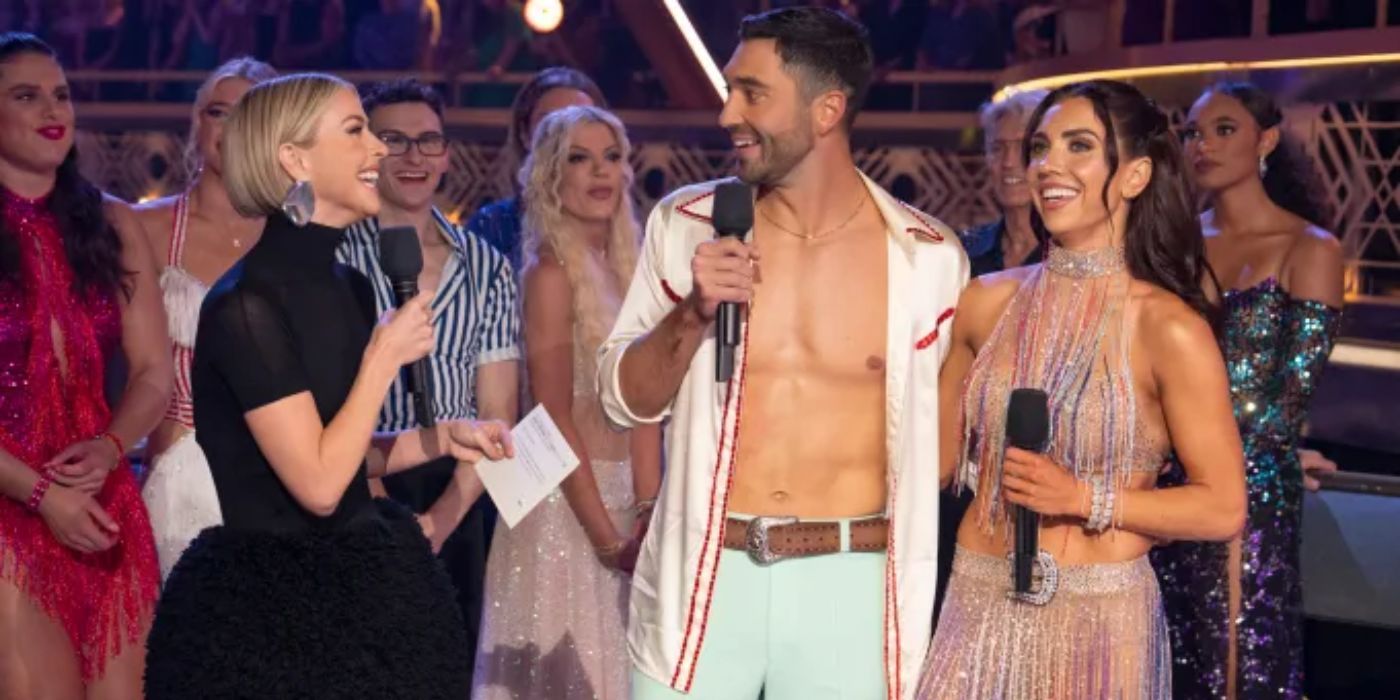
[199,288,311,412]
[341,265,381,327]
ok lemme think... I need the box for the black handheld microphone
[378,225,436,428]
[711,181,754,382]
[1006,388,1049,594]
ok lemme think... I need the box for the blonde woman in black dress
[145,73,512,698]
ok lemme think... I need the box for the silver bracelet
[1086,476,1103,530]
[1087,476,1114,532]
[1102,480,1116,531]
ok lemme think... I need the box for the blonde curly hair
[519,105,641,360]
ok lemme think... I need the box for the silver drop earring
[281,180,315,227]
[1258,156,1268,179]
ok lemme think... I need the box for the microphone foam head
[1006,388,1050,451]
[378,226,423,280]
[712,181,754,238]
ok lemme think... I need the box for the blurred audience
[27,0,1400,109]
[353,0,433,70]
[273,0,346,69]
[919,0,1003,70]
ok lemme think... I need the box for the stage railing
[72,94,1397,300]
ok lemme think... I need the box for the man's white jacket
[598,173,969,699]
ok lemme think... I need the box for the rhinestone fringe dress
[917,245,1172,700]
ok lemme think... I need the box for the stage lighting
[662,0,725,101]
[996,52,1400,102]
[524,0,563,34]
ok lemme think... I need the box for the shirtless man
[596,8,967,700]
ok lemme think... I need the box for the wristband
[26,470,54,513]
[98,431,125,461]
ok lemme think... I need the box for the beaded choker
[1044,244,1126,279]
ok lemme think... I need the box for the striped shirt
[338,208,520,430]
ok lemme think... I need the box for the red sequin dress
[0,188,159,681]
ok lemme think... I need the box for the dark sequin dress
[1152,278,1341,700]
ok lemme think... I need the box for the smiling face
[1027,97,1145,244]
[369,100,448,213]
[0,51,75,179]
[195,77,253,177]
[987,111,1033,209]
[283,88,388,227]
[557,120,625,226]
[719,38,816,187]
[1182,90,1276,194]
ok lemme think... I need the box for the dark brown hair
[506,67,606,162]
[1025,80,1216,320]
[361,77,446,121]
[0,32,127,298]
[1204,81,1333,226]
[739,6,874,130]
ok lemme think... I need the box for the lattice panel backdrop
[1312,103,1400,286]
[75,102,1397,283]
[73,133,1001,232]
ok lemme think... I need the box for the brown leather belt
[722,515,889,566]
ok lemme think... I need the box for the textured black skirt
[144,499,470,699]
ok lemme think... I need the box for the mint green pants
[631,519,887,700]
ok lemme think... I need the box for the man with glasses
[337,79,520,680]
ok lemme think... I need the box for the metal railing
[59,3,1400,112]
[65,69,533,106]
[1314,471,1400,497]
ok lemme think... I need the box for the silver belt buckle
[1006,550,1060,606]
[746,515,798,566]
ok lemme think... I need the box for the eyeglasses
[378,130,448,157]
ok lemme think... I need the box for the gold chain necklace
[186,191,247,249]
[758,191,868,241]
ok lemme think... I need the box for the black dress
[145,213,471,699]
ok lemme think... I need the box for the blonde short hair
[184,56,277,177]
[223,72,353,218]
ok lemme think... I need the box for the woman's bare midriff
[954,470,1158,565]
[147,420,191,463]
